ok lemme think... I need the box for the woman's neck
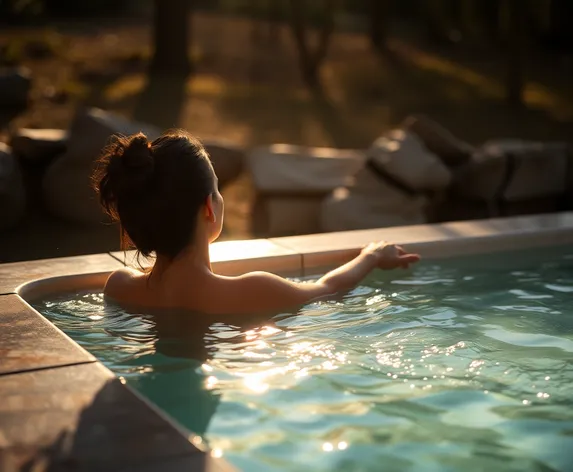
[152,234,212,277]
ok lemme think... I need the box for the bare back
[104,243,419,316]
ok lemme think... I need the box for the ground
[1,13,572,261]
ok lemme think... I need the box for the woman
[93,130,420,315]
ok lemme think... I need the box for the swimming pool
[33,244,573,472]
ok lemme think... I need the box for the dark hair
[93,130,215,259]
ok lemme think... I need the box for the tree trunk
[480,0,500,42]
[506,0,525,107]
[150,0,192,77]
[460,0,480,42]
[267,0,282,44]
[288,0,336,91]
[424,0,453,44]
[370,0,390,54]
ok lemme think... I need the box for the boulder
[202,140,245,188]
[248,144,365,236]
[365,129,452,192]
[65,107,160,162]
[321,172,428,232]
[402,114,475,168]
[248,144,365,194]
[0,143,26,231]
[452,140,571,201]
[320,129,452,233]
[321,187,427,232]
[0,67,31,109]
[43,108,160,225]
[9,128,68,166]
[428,140,573,221]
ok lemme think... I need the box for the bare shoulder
[104,268,145,300]
[201,271,326,315]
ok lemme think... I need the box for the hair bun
[123,133,154,171]
[99,132,155,198]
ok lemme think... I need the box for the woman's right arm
[213,242,420,315]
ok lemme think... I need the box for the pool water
[34,245,573,472]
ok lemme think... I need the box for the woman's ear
[205,194,217,223]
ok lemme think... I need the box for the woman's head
[93,130,223,259]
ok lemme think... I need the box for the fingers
[397,254,420,270]
[399,254,421,264]
[396,245,416,255]
[367,242,421,269]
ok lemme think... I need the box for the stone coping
[272,211,573,275]
[0,295,237,471]
[1,212,573,471]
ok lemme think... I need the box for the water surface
[35,245,573,471]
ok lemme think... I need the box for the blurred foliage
[1,0,572,53]
[418,0,572,50]
[209,0,573,53]
[216,0,331,26]
[0,0,43,19]
[0,28,63,65]
[0,0,134,20]
[43,0,131,16]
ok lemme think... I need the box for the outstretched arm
[213,242,420,315]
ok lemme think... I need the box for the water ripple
[34,245,573,472]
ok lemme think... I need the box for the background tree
[250,0,282,45]
[369,0,391,55]
[150,0,193,76]
[287,0,337,91]
[459,0,481,44]
[423,0,457,45]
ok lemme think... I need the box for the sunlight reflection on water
[35,245,573,472]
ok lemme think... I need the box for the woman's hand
[361,241,421,270]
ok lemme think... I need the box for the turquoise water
[34,245,573,472]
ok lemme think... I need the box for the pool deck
[1,212,573,471]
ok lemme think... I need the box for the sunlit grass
[188,74,310,102]
[188,74,227,96]
[61,79,90,99]
[103,71,311,105]
[2,28,65,63]
[391,41,505,99]
[104,74,145,102]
